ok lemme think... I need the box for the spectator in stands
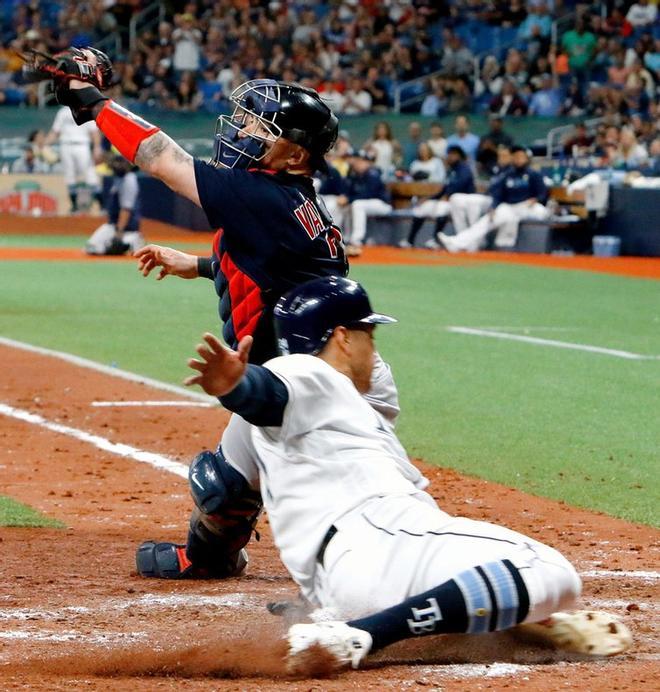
[560,79,587,116]
[176,72,202,111]
[608,51,631,87]
[489,80,529,116]
[563,122,595,157]
[615,128,650,169]
[446,115,481,162]
[11,144,50,174]
[626,0,657,29]
[402,121,424,168]
[318,80,346,114]
[363,121,402,179]
[172,13,202,73]
[439,31,474,78]
[341,76,372,115]
[363,66,390,112]
[427,122,447,159]
[439,146,548,253]
[625,58,655,99]
[561,16,597,95]
[336,149,392,257]
[420,78,448,117]
[402,145,475,249]
[502,48,529,90]
[485,115,514,148]
[645,138,660,176]
[528,74,562,116]
[518,4,552,59]
[329,130,353,177]
[27,129,57,170]
[409,143,446,183]
[604,8,633,38]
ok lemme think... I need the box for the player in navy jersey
[56,69,401,581]
[132,80,347,364]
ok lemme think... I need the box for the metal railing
[545,116,605,158]
[129,2,165,52]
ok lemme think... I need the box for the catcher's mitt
[20,47,113,90]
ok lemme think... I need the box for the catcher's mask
[273,276,397,356]
[211,79,338,172]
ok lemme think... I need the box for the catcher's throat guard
[211,79,338,171]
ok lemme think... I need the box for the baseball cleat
[436,232,462,253]
[521,610,633,656]
[286,621,372,674]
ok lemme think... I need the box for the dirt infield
[2,214,659,279]
[0,341,658,690]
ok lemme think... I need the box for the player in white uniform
[179,276,631,673]
[48,106,102,212]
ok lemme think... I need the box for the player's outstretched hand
[184,333,253,397]
[134,244,198,280]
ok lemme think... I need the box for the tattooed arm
[80,96,202,207]
[134,132,200,207]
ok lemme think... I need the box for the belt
[316,525,338,567]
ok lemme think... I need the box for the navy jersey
[435,160,475,199]
[490,166,548,206]
[344,167,391,204]
[107,171,140,231]
[194,159,348,364]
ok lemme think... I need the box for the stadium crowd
[0,1,657,119]
[2,1,658,252]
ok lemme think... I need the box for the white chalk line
[581,569,660,581]
[0,630,148,644]
[447,327,660,361]
[0,402,189,479]
[0,336,216,403]
[91,400,214,408]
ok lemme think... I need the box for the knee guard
[186,449,262,561]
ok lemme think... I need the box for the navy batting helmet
[273,276,397,356]
[212,79,338,172]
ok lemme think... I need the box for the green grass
[1,259,658,526]
[0,496,65,528]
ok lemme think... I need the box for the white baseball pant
[451,201,550,251]
[60,143,99,187]
[320,195,344,228]
[312,493,581,624]
[413,199,451,219]
[449,193,492,232]
[85,223,145,255]
[345,199,392,246]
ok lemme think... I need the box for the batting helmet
[273,276,397,356]
[211,79,338,172]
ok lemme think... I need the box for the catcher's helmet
[211,79,338,172]
[273,276,397,356]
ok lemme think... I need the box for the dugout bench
[366,183,594,254]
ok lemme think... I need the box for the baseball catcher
[27,47,405,580]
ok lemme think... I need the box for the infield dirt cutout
[1,219,659,689]
[0,342,658,691]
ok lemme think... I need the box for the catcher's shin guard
[136,539,247,579]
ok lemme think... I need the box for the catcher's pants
[449,193,492,232]
[412,199,451,219]
[60,142,99,187]
[312,493,581,624]
[85,223,145,255]
[451,201,550,251]
[344,199,392,246]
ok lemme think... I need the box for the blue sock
[347,559,530,651]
